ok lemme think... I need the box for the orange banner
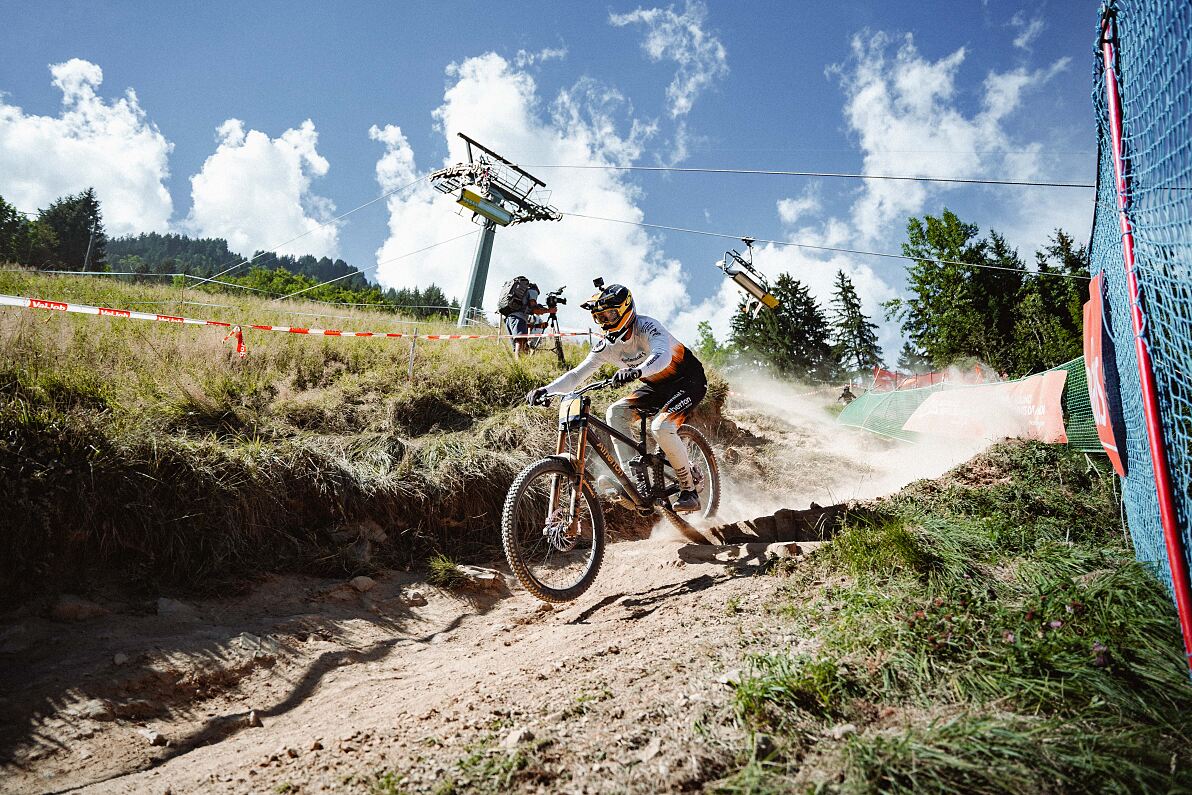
[1083,273,1127,475]
[902,370,1069,442]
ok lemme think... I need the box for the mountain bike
[501,377,720,602]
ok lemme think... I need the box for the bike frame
[546,380,678,521]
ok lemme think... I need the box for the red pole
[1101,23,1192,669]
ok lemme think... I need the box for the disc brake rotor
[542,507,579,552]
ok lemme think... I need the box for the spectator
[497,275,555,358]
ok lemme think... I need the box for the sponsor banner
[871,365,991,392]
[902,370,1069,443]
[1083,273,1127,476]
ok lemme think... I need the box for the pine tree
[0,194,57,266]
[1009,229,1087,374]
[896,342,931,374]
[38,188,106,270]
[884,209,1024,374]
[695,321,729,367]
[730,273,835,380]
[829,270,883,376]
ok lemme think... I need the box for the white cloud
[1010,12,1045,51]
[0,58,173,235]
[514,47,568,68]
[609,0,728,118]
[186,118,338,258]
[370,51,899,353]
[371,53,693,335]
[836,32,1070,243]
[776,184,821,227]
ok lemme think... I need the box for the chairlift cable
[274,229,479,301]
[528,164,1094,189]
[561,211,1090,280]
[187,175,431,289]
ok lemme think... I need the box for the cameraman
[498,275,555,357]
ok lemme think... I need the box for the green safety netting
[837,357,1101,452]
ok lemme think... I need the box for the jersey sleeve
[635,319,675,379]
[544,340,610,394]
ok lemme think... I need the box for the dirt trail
[1,397,980,794]
[1,537,819,794]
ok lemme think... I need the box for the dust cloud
[710,371,991,522]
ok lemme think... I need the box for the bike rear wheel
[501,456,605,602]
[664,424,720,520]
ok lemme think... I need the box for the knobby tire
[501,456,606,603]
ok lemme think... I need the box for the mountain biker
[525,281,706,513]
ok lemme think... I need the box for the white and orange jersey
[546,314,704,394]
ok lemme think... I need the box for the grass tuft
[427,553,468,590]
[721,441,1192,793]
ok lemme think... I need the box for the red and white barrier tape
[0,293,592,342]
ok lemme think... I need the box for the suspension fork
[567,420,590,534]
[548,404,591,533]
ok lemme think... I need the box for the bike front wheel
[501,456,605,602]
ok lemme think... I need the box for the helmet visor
[592,307,622,326]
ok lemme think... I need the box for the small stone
[77,699,113,721]
[825,722,857,740]
[457,565,510,594]
[237,632,281,655]
[51,595,108,622]
[113,652,130,666]
[310,739,324,751]
[246,710,263,728]
[286,747,299,758]
[718,669,741,687]
[402,589,428,607]
[638,737,662,762]
[139,728,167,746]
[766,542,802,559]
[350,576,376,593]
[156,598,198,621]
[501,727,534,749]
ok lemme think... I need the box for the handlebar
[534,377,616,405]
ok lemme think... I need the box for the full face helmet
[581,279,635,343]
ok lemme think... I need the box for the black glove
[613,367,641,385]
[526,387,549,406]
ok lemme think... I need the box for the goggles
[592,307,622,325]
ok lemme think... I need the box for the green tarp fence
[838,356,1101,453]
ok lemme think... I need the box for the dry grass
[0,269,727,602]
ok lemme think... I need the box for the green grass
[722,441,1192,793]
[429,733,556,795]
[426,553,468,589]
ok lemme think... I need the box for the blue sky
[0,0,1098,349]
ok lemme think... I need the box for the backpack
[497,275,537,316]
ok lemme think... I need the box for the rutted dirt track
[1,537,820,794]
[1,391,982,794]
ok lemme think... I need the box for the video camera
[545,286,567,309]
